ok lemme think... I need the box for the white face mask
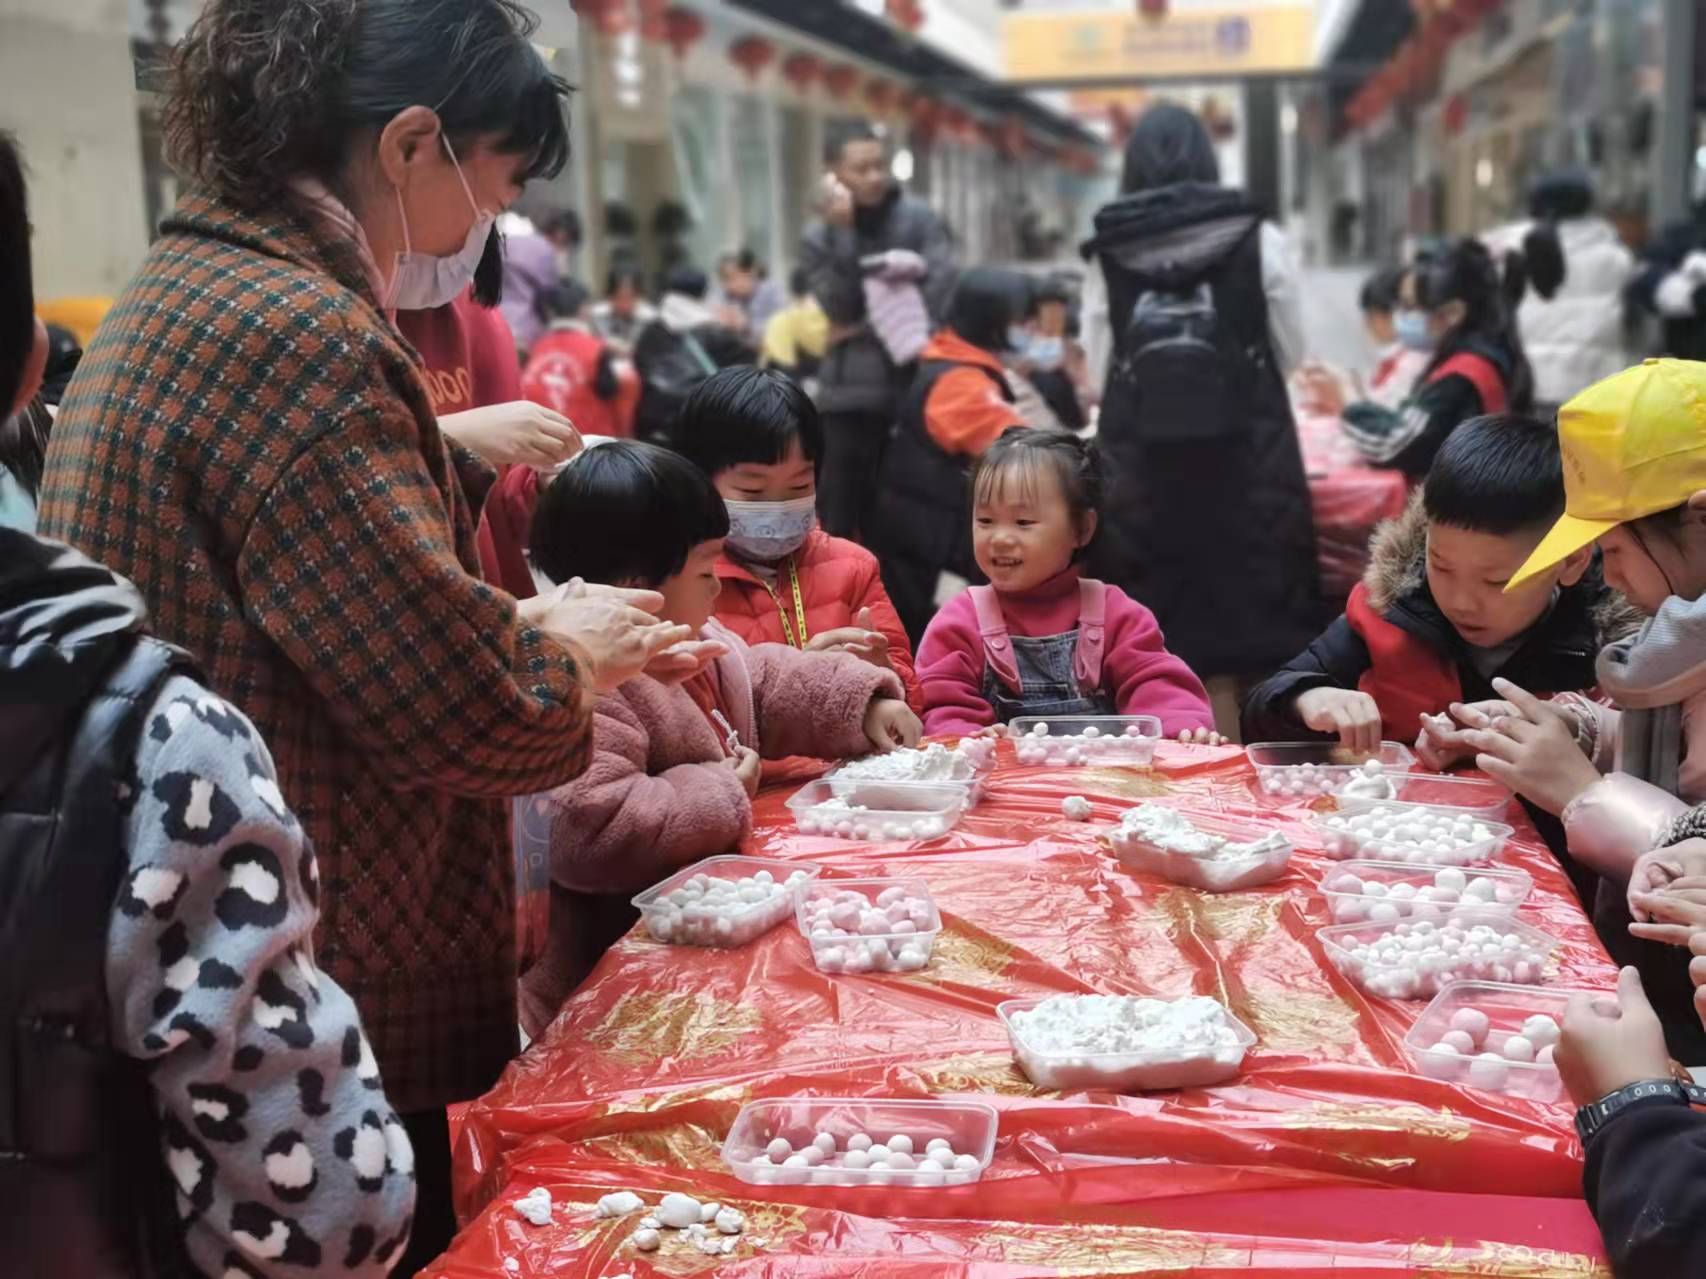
[386,136,495,313]
[723,496,818,562]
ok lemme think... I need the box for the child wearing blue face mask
[671,367,922,710]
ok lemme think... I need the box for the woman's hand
[1455,678,1601,816]
[1628,880,1706,946]
[1629,840,1706,918]
[863,698,923,754]
[1294,364,1347,416]
[1556,966,1675,1106]
[439,402,582,469]
[1177,727,1228,746]
[520,579,692,692]
[723,745,761,797]
[1294,687,1383,755]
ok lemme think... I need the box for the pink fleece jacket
[520,620,903,1033]
[917,568,1213,737]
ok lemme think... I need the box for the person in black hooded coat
[1080,104,1321,688]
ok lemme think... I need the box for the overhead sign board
[1003,2,1316,83]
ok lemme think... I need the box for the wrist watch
[1575,1078,1706,1143]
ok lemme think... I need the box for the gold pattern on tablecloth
[580,991,761,1067]
[979,1223,1244,1272]
[577,1121,725,1171]
[597,1080,756,1118]
[917,1052,1053,1098]
[1234,987,1364,1050]
[1153,887,1282,944]
[905,922,1018,990]
[1408,1239,1612,1277]
[632,1201,811,1276]
[1277,1101,1470,1143]
[1078,768,1170,800]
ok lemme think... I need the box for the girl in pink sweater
[918,429,1217,739]
[520,442,920,1032]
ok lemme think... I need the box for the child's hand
[1294,687,1383,755]
[1454,678,1600,816]
[863,698,922,753]
[1628,879,1706,946]
[1556,966,1674,1107]
[1414,711,1474,771]
[645,638,728,686]
[806,609,891,670]
[723,746,761,797]
[1176,727,1228,746]
[1630,840,1706,918]
[1691,932,1706,1029]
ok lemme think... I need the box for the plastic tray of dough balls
[997,993,1257,1092]
[1247,740,1415,800]
[1010,715,1163,768]
[796,878,942,974]
[1317,909,1560,1001]
[785,778,967,842]
[1317,861,1533,924]
[1109,809,1295,893]
[822,740,994,804]
[722,1096,998,1188]
[1312,804,1515,867]
[1336,771,1513,823]
[632,855,823,948]
[1404,979,1594,1101]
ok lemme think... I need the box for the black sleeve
[1585,1102,1706,1276]
[1628,220,1702,311]
[798,224,865,326]
[1342,374,1484,479]
[1240,616,1374,743]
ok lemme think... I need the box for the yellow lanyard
[762,558,810,649]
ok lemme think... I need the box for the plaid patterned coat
[38,193,594,1111]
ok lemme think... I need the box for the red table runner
[441,743,1615,1277]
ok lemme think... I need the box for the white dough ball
[1500,1035,1536,1063]
[887,1134,915,1155]
[1468,1053,1509,1090]
[1521,1015,1561,1049]
[766,1138,793,1162]
[847,1133,873,1152]
[1448,1008,1490,1047]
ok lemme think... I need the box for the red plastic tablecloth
[440,744,1616,1277]
[1298,412,1411,606]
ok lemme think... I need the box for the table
[1297,412,1410,607]
[440,744,1616,1277]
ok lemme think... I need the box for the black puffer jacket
[1084,182,1321,677]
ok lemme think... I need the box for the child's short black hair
[1359,265,1404,315]
[946,268,1031,352]
[972,428,1105,560]
[0,132,34,416]
[530,440,730,588]
[663,265,709,300]
[536,278,591,326]
[671,366,822,477]
[1422,414,1565,536]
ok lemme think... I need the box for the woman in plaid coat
[35,1,697,1269]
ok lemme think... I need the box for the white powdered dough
[714,1208,746,1235]
[643,869,811,946]
[632,1229,661,1251]
[832,742,987,785]
[1321,804,1500,866]
[1062,795,1094,821]
[595,1191,645,1218]
[1117,805,1287,861]
[1009,993,1244,1058]
[1337,760,1397,801]
[656,1193,703,1229]
[1111,804,1292,891]
[512,1187,553,1226]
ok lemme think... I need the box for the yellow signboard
[1004,6,1316,83]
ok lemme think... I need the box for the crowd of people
[7,0,1706,1275]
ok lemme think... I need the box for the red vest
[1429,351,1507,415]
[1344,583,1462,740]
[520,327,639,438]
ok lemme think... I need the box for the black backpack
[1105,276,1248,444]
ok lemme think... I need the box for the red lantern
[728,35,776,81]
[998,116,1026,158]
[824,63,860,100]
[1138,0,1169,18]
[909,94,940,133]
[1443,93,1468,135]
[864,78,896,115]
[637,0,667,39]
[572,0,628,36]
[782,51,821,91]
[886,0,925,31]
[659,6,705,58]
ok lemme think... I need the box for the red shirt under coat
[394,290,522,416]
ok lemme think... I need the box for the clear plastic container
[1010,715,1163,768]
[1317,860,1532,923]
[785,779,967,841]
[1247,741,1416,799]
[1318,909,1561,1001]
[823,740,994,803]
[631,855,823,948]
[795,878,942,974]
[1404,980,1589,1101]
[997,996,1257,1091]
[1337,772,1512,822]
[722,1096,998,1188]
[1312,806,1515,867]
[1109,810,1294,892]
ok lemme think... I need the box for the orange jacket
[713,528,922,712]
[920,329,1025,457]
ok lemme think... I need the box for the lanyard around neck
[762,557,810,649]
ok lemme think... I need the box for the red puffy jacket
[715,529,922,712]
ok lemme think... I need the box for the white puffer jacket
[1490,217,1633,405]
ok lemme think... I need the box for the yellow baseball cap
[1507,359,1706,590]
